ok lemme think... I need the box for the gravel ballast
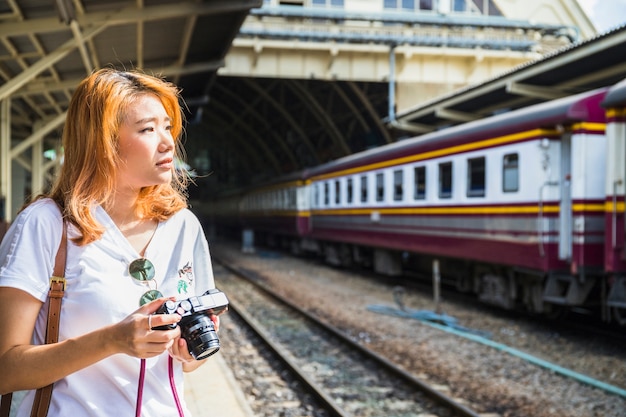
[212,241,626,417]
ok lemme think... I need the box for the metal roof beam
[243,78,319,164]
[331,83,369,133]
[10,112,66,159]
[238,28,537,52]
[506,81,567,100]
[0,0,262,38]
[0,24,107,101]
[387,120,433,134]
[13,60,224,97]
[171,14,198,85]
[286,80,350,157]
[213,83,299,170]
[209,101,282,174]
[251,5,571,33]
[346,81,393,144]
[69,20,93,74]
[435,107,478,122]
[71,0,101,70]
[204,113,265,177]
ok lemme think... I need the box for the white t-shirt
[0,198,215,417]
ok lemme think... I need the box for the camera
[153,288,229,360]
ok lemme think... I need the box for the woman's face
[116,94,175,192]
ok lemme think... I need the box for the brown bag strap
[0,222,67,417]
[0,394,12,417]
[30,222,67,417]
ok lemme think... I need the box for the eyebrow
[134,115,171,125]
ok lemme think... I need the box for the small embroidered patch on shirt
[177,261,193,294]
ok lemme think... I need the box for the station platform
[3,354,251,417]
[184,353,254,417]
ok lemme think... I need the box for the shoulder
[12,198,63,235]
[167,208,202,229]
[0,199,64,298]
[1,199,64,252]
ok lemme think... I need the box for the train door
[294,183,310,236]
[604,117,626,271]
[559,133,572,261]
[605,108,626,324]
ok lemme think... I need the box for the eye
[140,126,154,133]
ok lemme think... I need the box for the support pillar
[0,99,11,222]
[242,229,255,253]
[31,123,44,198]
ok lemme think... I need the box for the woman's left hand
[169,314,219,370]
[168,337,195,364]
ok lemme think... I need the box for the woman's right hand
[109,297,182,359]
[0,291,182,394]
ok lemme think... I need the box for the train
[203,78,626,326]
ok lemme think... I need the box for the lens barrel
[180,314,220,360]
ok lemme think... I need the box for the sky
[577,0,626,33]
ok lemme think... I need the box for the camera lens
[180,314,220,360]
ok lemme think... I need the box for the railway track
[210,243,626,417]
[214,258,484,417]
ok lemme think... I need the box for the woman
[0,68,216,416]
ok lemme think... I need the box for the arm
[0,288,181,394]
[182,357,209,373]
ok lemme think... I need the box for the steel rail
[215,256,482,417]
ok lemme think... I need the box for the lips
[156,157,173,168]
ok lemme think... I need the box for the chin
[155,173,173,184]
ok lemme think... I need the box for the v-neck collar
[96,205,163,259]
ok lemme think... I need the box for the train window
[414,166,426,200]
[289,189,296,208]
[335,180,341,205]
[393,169,403,201]
[420,0,434,11]
[360,175,368,203]
[376,173,384,202]
[384,0,431,11]
[313,0,344,7]
[324,182,329,206]
[503,153,519,192]
[314,184,320,207]
[439,162,453,199]
[347,178,353,204]
[467,157,486,197]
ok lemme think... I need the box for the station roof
[3,2,626,199]
[0,0,261,140]
[196,22,626,196]
[394,25,626,132]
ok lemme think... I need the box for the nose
[158,128,175,152]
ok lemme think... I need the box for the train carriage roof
[308,87,608,178]
[602,78,626,108]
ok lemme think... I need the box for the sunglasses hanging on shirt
[128,258,163,306]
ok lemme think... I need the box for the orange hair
[48,68,188,245]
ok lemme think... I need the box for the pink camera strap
[135,357,184,417]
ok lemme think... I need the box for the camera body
[154,288,229,360]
